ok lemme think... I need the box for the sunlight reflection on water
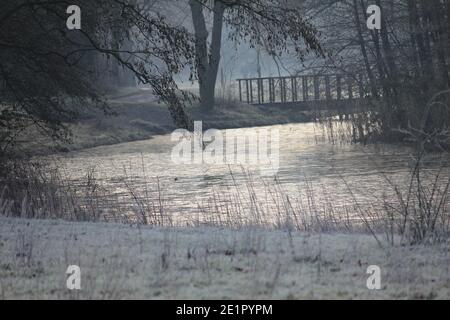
[48,122,450,225]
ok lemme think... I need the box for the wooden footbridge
[236,74,370,112]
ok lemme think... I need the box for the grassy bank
[1,216,450,299]
[21,88,313,155]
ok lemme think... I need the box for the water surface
[50,122,449,225]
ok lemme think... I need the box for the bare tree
[189,0,323,111]
[302,0,450,145]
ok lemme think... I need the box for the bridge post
[268,78,272,102]
[347,77,353,100]
[274,78,277,103]
[336,75,342,100]
[279,78,283,103]
[249,80,253,103]
[245,80,249,103]
[260,79,264,103]
[291,77,297,102]
[325,75,331,101]
[314,75,320,100]
[238,80,242,102]
[257,79,261,104]
[277,78,280,103]
[272,78,276,103]
[358,74,364,98]
[302,76,308,101]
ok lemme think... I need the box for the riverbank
[1,216,449,299]
[21,88,313,156]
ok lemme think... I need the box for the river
[49,122,450,227]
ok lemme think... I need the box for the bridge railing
[236,74,367,105]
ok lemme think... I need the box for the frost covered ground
[0,216,449,299]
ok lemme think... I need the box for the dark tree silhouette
[0,0,195,152]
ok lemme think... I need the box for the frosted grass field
[1,216,449,299]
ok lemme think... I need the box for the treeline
[305,0,450,149]
[0,0,324,155]
[2,0,448,154]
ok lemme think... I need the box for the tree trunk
[447,0,450,59]
[430,0,450,88]
[406,0,421,79]
[376,0,398,83]
[419,1,435,82]
[189,0,225,112]
[109,29,122,88]
[375,0,402,130]
[256,48,262,78]
[352,0,378,99]
[360,0,388,98]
